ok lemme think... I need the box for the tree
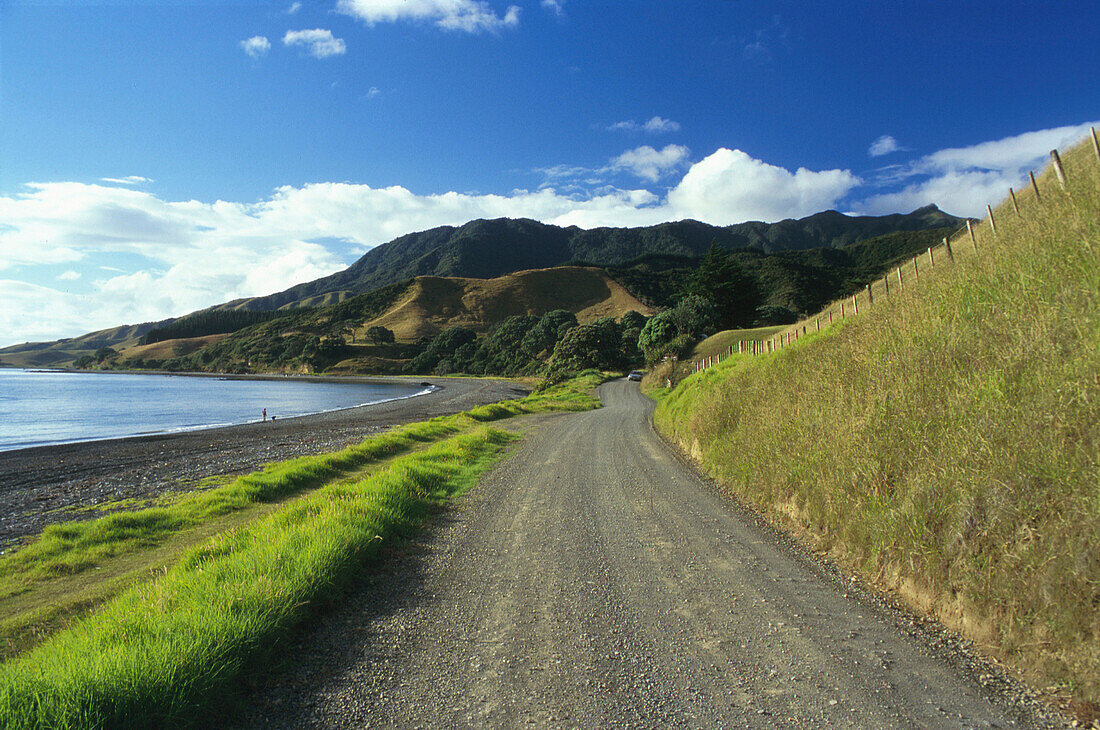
[619,310,647,331]
[404,327,478,374]
[520,310,578,358]
[637,311,678,364]
[687,243,760,328]
[365,325,395,345]
[547,321,622,377]
[94,347,117,362]
[485,315,540,374]
[752,305,798,327]
[669,295,718,340]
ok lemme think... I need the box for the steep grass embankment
[654,139,1100,707]
[0,373,603,728]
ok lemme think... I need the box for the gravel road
[0,376,527,551]
[240,379,1059,729]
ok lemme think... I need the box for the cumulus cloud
[607,116,681,134]
[58,270,81,281]
[239,35,271,58]
[609,145,691,182]
[868,135,903,157]
[666,148,860,224]
[282,29,346,58]
[337,0,520,33]
[858,121,1100,216]
[287,2,302,13]
[541,0,564,16]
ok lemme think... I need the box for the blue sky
[1,0,1098,346]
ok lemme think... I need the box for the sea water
[0,369,431,452]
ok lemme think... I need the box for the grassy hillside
[0,320,172,369]
[362,266,652,341]
[652,137,1100,708]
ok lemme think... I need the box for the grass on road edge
[0,372,603,728]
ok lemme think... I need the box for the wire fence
[690,126,1100,375]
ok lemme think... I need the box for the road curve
[243,379,1049,728]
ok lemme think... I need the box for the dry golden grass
[120,334,229,361]
[655,135,1100,708]
[360,266,654,341]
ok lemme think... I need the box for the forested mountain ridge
[225,206,962,312]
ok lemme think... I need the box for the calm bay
[0,369,431,452]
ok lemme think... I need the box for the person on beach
[262,408,267,422]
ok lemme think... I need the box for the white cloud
[541,0,563,16]
[337,0,520,33]
[282,29,346,58]
[868,135,902,157]
[858,121,1100,216]
[609,145,691,182]
[607,116,681,134]
[643,116,680,134]
[287,2,302,13]
[58,270,81,281]
[666,148,860,224]
[100,175,153,186]
[239,35,271,58]
[365,86,381,99]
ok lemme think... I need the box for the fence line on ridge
[688,127,1099,376]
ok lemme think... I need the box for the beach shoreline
[0,376,529,551]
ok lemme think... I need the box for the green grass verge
[0,373,602,728]
[690,326,786,359]
[655,139,1100,703]
[0,428,515,728]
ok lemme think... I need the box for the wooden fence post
[913,256,919,281]
[966,218,977,250]
[841,301,846,317]
[866,284,873,307]
[883,272,890,295]
[1009,187,1020,214]
[815,318,820,332]
[927,246,935,268]
[1092,127,1100,164]
[944,236,954,262]
[1029,170,1042,202]
[987,205,997,236]
[829,310,834,324]
[896,266,903,288]
[1050,149,1067,187]
[852,294,858,316]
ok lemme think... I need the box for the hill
[361,266,652,341]
[0,320,172,369]
[130,267,650,374]
[651,137,1100,708]
[226,206,961,312]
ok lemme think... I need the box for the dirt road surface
[243,379,1054,728]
